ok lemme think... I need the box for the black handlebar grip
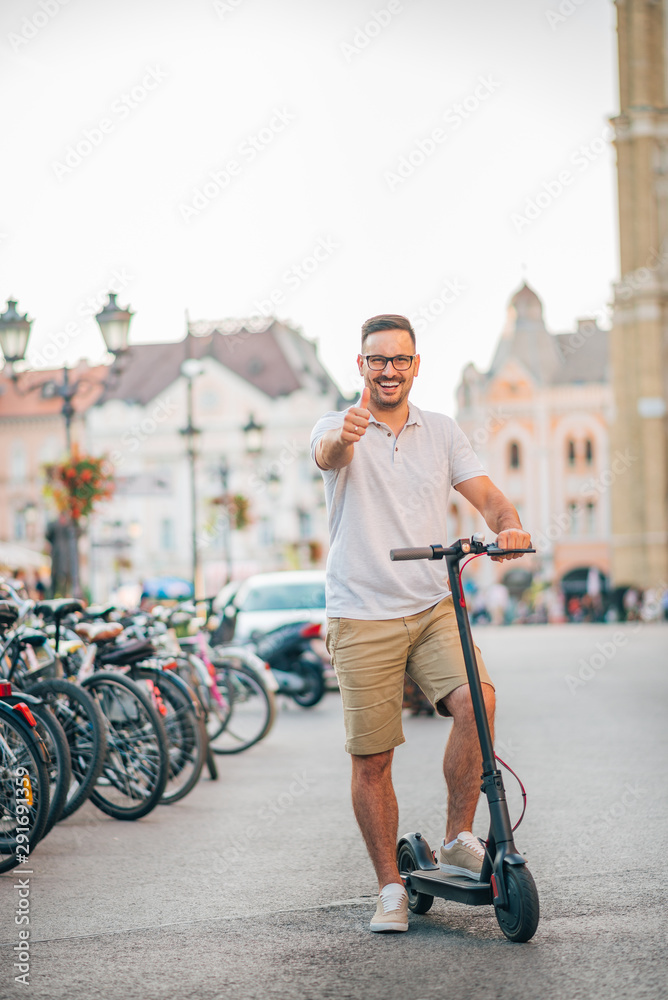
[390,547,434,561]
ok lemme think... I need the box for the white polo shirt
[310,400,485,620]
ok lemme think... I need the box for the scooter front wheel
[494,864,539,942]
[397,842,434,914]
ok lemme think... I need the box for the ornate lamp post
[180,358,204,597]
[242,413,264,455]
[0,300,32,365]
[0,293,133,450]
[95,293,134,356]
[0,294,133,597]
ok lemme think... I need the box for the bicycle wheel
[0,702,50,874]
[29,702,72,837]
[83,672,169,820]
[25,679,108,821]
[208,664,276,754]
[132,668,207,805]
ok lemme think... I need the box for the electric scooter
[389,534,540,943]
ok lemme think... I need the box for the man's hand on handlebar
[492,527,532,562]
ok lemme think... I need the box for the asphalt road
[1,622,667,1000]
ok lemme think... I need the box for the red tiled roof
[99,320,332,405]
[0,363,108,418]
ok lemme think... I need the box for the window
[567,440,576,467]
[13,509,26,541]
[240,581,326,613]
[509,441,521,469]
[10,441,27,485]
[298,509,312,539]
[568,501,579,535]
[160,518,174,551]
[585,501,596,535]
[585,438,594,464]
[258,518,274,546]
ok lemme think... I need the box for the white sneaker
[369,883,409,932]
[439,831,485,880]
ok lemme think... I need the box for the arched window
[586,501,596,535]
[10,441,27,485]
[567,501,580,535]
[585,438,594,464]
[509,441,521,469]
[567,439,576,466]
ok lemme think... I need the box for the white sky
[1,0,619,414]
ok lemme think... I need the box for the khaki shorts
[326,596,493,756]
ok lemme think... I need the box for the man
[310,314,531,933]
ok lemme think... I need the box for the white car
[214,570,327,640]
[213,570,337,688]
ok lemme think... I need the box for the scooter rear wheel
[397,842,434,914]
[494,864,539,942]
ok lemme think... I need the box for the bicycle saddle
[74,621,124,643]
[34,598,84,619]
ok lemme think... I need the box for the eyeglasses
[363,355,416,371]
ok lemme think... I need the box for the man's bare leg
[441,683,496,842]
[351,749,402,890]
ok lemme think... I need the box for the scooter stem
[445,554,496,774]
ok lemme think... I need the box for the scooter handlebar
[390,546,436,561]
[485,547,536,556]
[390,544,536,561]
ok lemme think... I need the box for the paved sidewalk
[1,623,666,999]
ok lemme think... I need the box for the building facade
[454,283,612,607]
[85,317,348,601]
[609,0,668,588]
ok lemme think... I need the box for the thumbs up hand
[341,386,371,444]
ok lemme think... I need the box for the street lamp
[0,293,134,450]
[242,413,264,455]
[0,293,134,598]
[180,358,204,597]
[95,293,134,355]
[208,457,234,585]
[0,300,32,364]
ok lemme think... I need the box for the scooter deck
[404,868,493,906]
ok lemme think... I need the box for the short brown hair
[361,314,416,350]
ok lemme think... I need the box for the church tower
[610,0,668,587]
